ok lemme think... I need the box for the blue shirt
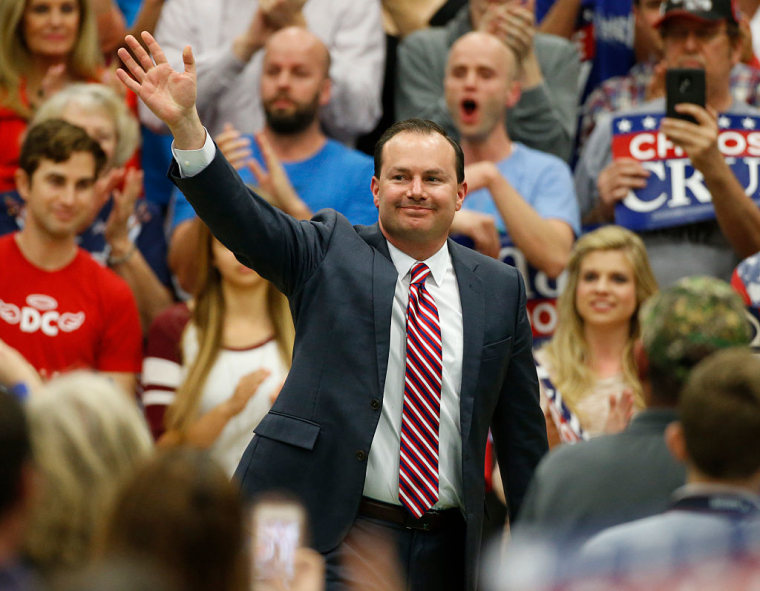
[171,138,378,229]
[462,143,581,238]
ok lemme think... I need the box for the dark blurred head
[0,389,30,517]
[679,348,760,479]
[102,448,247,591]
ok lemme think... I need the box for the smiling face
[16,152,97,242]
[371,130,466,259]
[22,0,80,60]
[575,249,638,331]
[444,32,518,142]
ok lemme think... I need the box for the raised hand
[116,32,205,148]
[105,167,144,251]
[215,123,253,170]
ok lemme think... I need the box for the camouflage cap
[640,276,751,383]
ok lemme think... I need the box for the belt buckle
[404,512,432,531]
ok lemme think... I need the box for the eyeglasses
[661,25,727,44]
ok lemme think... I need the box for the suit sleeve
[490,270,548,520]
[170,150,332,297]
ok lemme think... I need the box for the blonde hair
[0,0,102,118]
[167,221,294,432]
[24,372,153,575]
[541,226,658,410]
[31,83,140,167]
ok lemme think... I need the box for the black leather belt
[358,497,462,532]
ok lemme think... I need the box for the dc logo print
[0,294,85,337]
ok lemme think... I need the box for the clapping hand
[116,32,205,148]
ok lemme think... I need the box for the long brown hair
[541,226,658,410]
[0,0,102,117]
[166,221,294,432]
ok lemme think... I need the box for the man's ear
[505,79,521,110]
[634,339,649,383]
[665,421,688,463]
[455,181,467,211]
[319,77,332,107]
[371,176,380,208]
[14,168,30,203]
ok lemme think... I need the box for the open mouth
[462,99,477,116]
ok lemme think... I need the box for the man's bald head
[447,31,517,85]
[264,26,331,78]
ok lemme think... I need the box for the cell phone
[665,68,706,124]
[251,500,306,586]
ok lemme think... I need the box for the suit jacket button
[370,398,381,410]
[355,450,367,461]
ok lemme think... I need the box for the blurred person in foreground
[579,348,760,581]
[515,277,750,546]
[23,371,152,582]
[101,448,325,591]
[0,389,41,591]
[0,120,141,393]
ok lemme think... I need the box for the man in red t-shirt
[0,120,141,395]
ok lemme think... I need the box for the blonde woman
[24,372,153,579]
[536,226,658,447]
[141,220,294,476]
[0,0,102,192]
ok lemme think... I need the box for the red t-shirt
[0,234,142,378]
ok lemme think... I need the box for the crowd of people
[2,0,760,589]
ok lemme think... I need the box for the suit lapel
[450,242,484,445]
[359,224,398,395]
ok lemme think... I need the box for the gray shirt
[395,6,581,163]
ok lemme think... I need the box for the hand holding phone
[251,500,306,589]
[665,68,706,124]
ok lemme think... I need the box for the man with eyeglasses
[575,0,760,287]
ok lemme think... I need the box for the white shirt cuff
[171,129,216,177]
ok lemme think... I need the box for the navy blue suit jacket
[171,152,547,590]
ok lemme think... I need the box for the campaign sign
[611,113,760,231]
[452,234,566,345]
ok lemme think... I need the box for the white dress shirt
[362,241,464,510]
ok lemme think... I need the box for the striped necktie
[399,262,442,518]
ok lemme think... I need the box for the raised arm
[116,32,331,296]
[117,33,205,149]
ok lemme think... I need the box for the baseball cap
[640,276,751,384]
[655,0,739,28]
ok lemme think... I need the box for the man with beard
[168,27,377,289]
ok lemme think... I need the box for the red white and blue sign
[611,112,760,231]
[452,234,565,345]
